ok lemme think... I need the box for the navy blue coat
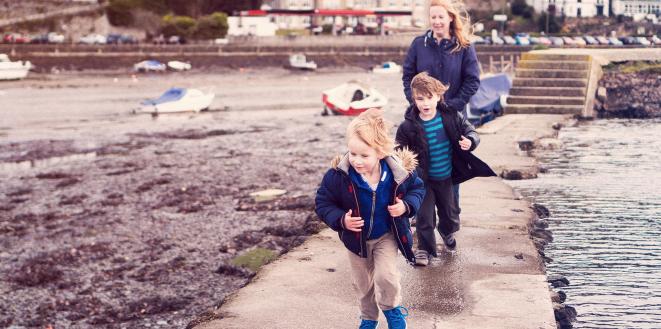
[403,31,481,112]
[315,151,425,264]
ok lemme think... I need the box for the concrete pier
[195,114,569,329]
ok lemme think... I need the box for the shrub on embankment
[106,0,229,39]
[596,61,661,119]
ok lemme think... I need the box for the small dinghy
[372,61,401,74]
[133,60,166,72]
[0,54,31,80]
[322,80,388,116]
[135,88,214,114]
[288,53,317,70]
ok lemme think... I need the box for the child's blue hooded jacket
[315,149,425,264]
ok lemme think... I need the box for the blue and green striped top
[421,114,452,180]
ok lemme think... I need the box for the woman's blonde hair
[346,108,394,157]
[429,0,474,52]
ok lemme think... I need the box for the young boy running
[396,72,495,266]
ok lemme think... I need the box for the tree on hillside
[195,12,229,39]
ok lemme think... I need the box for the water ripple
[508,119,661,327]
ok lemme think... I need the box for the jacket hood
[330,148,418,184]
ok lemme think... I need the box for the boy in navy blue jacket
[396,72,495,266]
[315,109,425,329]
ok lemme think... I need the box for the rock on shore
[596,62,661,118]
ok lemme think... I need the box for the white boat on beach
[288,53,317,70]
[167,60,192,71]
[134,88,214,114]
[0,54,31,80]
[322,80,388,116]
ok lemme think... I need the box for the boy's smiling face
[347,136,383,176]
[413,92,441,120]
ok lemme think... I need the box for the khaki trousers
[347,232,402,320]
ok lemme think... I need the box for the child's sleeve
[314,171,346,232]
[401,172,425,218]
[458,112,480,152]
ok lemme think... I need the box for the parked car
[572,36,587,46]
[619,36,636,45]
[549,36,564,46]
[515,34,530,46]
[79,33,107,45]
[608,37,624,46]
[168,35,185,44]
[537,36,552,46]
[491,35,504,45]
[214,38,229,45]
[503,35,517,45]
[583,35,599,45]
[596,36,610,45]
[651,35,661,45]
[152,34,166,45]
[3,33,29,44]
[29,34,49,44]
[47,32,65,44]
[106,33,137,44]
[635,36,651,46]
[562,36,576,46]
[472,35,487,44]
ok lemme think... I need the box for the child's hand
[343,209,364,232]
[459,135,472,151]
[387,197,406,217]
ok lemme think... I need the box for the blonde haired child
[315,109,425,329]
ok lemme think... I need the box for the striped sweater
[421,114,452,180]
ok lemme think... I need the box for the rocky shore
[596,61,661,119]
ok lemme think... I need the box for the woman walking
[401,0,481,229]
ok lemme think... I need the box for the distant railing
[483,54,520,74]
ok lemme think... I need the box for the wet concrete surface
[196,115,565,329]
[0,68,407,328]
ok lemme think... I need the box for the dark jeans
[416,178,459,257]
[453,183,460,214]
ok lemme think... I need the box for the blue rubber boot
[359,319,379,329]
[382,306,408,329]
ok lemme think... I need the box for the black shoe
[443,234,456,251]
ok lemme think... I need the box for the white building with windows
[527,0,610,17]
[262,0,423,30]
[611,0,661,15]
